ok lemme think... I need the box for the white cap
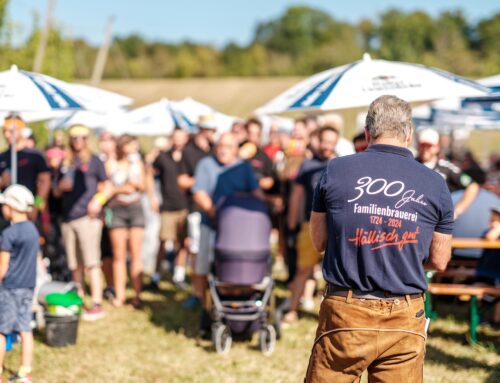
[417,128,440,146]
[198,114,218,130]
[0,184,35,212]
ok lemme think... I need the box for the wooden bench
[426,283,500,344]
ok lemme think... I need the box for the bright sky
[8,0,500,47]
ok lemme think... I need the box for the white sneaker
[300,298,315,312]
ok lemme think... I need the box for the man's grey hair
[365,95,413,142]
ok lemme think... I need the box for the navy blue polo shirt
[313,144,454,294]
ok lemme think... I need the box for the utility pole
[33,0,56,72]
[91,16,115,86]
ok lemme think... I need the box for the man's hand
[1,170,11,187]
[150,195,160,213]
[87,199,103,218]
[120,183,137,195]
[0,250,11,282]
[58,177,74,192]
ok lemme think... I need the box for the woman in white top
[108,135,146,308]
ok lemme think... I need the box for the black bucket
[44,314,79,347]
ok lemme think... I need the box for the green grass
[3,281,499,383]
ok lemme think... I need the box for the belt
[324,283,423,301]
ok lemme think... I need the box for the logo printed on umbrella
[21,71,82,110]
[362,75,421,92]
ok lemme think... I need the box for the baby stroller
[207,195,279,355]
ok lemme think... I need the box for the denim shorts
[0,287,34,334]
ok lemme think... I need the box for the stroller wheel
[258,325,276,356]
[213,324,232,354]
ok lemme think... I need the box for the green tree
[428,11,477,76]
[475,13,500,75]
[254,6,338,58]
[378,9,435,62]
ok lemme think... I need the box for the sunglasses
[70,135,87,141]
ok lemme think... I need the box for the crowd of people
[0,107,498,381]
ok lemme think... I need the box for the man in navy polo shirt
[305,95,454,383]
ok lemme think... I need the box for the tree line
[0,3,498,80]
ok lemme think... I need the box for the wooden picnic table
[452,237,500,249]
[425,237,500,344]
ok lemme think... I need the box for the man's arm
[178,174,194,191]
[454,182,479,218]
[36,171,51,209]
[193,190,214,217]
[146,163,160,212]
[309,211,327,253]
[425,232,452,272]
[287,183,304,230]
[0,250,11,282]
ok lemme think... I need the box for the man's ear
[364,127,371,144]
[406,127,414,146]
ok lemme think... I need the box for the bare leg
[0,334,5,373]
[285,266,313,321]
[175,247,188,269]
[20,332,33,371]
[494,301,500,323]
[72,265,85,298]
[129,227,144,300]
[155,240,166,274]
[87,266,103,305]
[110,228,128,306]
[102,257,114,289]
[302,279,317,302]
[191,274,206,302]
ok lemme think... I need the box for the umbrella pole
[11,112,18,185]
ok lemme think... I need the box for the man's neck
[194,134,210,152]
[371,137,408,148]
[12,141,26,151]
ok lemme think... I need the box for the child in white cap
[0,184,39,383]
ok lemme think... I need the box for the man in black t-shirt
[0,116,51,222]
[416,128,479,219]
[149,128,190,288]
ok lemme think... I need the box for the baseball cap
[198,114,217,130]
[68,124,90,137]
[417,128,440,146]
[0,184,35,213]
[3,115,26,129]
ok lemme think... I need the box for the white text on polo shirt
[348,176,427,209]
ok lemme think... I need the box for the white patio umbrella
[0,82,133,129]
[172,97,237,133]
[257,53,490,115]
[413,74,500,131]
[0,65,88,183]
[108,98,196,136]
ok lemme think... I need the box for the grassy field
[3,280,499,383]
